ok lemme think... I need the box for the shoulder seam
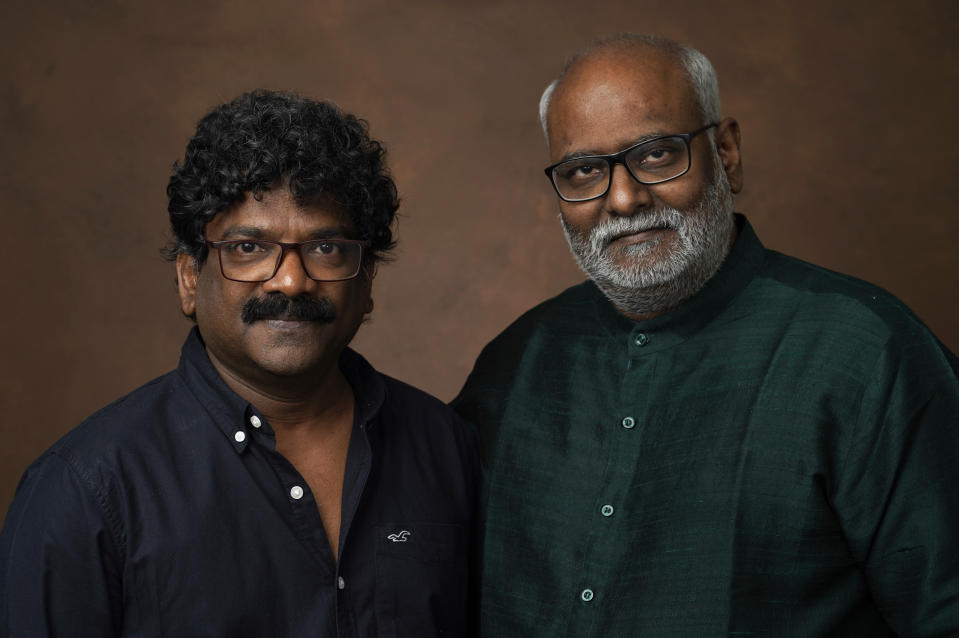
[48,450,127,556]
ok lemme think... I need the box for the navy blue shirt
[1,328,478,637]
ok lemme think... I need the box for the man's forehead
[547,47,699,154]
[559,42,686,98]
[206,188,353,236]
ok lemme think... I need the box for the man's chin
[595,250,690,290]
[253,350,327,378]
[603,244,677,277]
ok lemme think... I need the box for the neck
[208,349,354,433]
[609,220,739,323]
[607,282,688,322]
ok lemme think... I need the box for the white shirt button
[337,576,345,590]
[250,415,262,428]
[601,504,614,517]
[234,431,246,443]
[581,588,594,602]
[290,485,304,500]
[622,416,635,429]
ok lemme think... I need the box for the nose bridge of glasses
[603,142,657,188]
[609,149,642,187]
[269,241,314,281]
[607,160,653,207]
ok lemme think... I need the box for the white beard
[560,152,736,318]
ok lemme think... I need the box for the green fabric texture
[453,216,959,637]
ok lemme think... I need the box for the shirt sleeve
[0,451,124,637]
[833,334,959,635]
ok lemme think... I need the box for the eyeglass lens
[551,135,691,201]
[217,240,363,282]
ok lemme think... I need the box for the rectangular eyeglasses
[544,123,719,202]
[205,239,369,282]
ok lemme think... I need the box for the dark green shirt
[453,216,959,637]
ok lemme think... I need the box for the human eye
[303,241,351,269]
[223,240,269,259]
[307,241,341,256]
[631,138,685,169]
[559,158,607,184]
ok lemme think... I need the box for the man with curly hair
[1,90,477,637]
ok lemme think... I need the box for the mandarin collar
[592,214,765,352]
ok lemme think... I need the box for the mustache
[241,293,337,324]
[589,208,686,250]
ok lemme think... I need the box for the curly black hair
[165,89,398,264]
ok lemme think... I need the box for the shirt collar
[177,328,253,453]
[592,214,766,351]
[338,346,386,431]
[176,327,386,454]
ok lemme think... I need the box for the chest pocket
[374,522,469,637]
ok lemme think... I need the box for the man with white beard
[453,34,959,637]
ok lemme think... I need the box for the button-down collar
[176,328,387,455]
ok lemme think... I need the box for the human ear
[175,253,199,319]
[360,261,376,315]
[715,117,744,194]
[363,270,375,315]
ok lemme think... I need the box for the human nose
[604,162,652,216]
[261,245,318,295]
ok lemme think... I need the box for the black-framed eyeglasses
[544,123,719,202]
[205,239,370,283]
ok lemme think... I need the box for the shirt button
[234,430,246,443]
[581,588,594,602]
[621,416,635,429]
[290,485,304,500]
[600,504,614,517]
[337,576,346,590]
[634,333,649,346]
[250,415,262,428]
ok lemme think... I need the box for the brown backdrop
[2,0,957,519]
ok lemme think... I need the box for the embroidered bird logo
[387,530,411,542]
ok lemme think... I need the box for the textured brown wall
[2,1,957,519]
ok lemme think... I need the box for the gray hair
[539,34,721,141]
